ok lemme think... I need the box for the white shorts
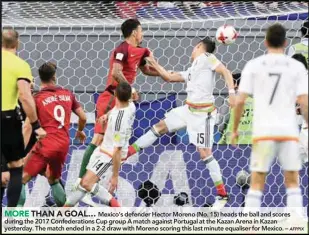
[250,141,301,172]
[86,147,112,180]
[164,105,217,148]
[299,129,308,164]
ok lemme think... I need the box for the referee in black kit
[1,29,46,207]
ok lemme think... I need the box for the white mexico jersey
[100,102,136,160]
[179,53,221,106]
[239,53,308,141]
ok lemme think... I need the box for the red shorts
[23,136,69,179]
[94,91,116,134]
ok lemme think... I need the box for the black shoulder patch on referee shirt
[115,110,124,131]
[17,78,31,83]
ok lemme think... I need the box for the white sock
[286,187,303,209]
[203,156,224,185]
[244,189,263,213]
[91,183,112,206]
[135,127,160,149]
[66,184,87,206]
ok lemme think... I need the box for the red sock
[216,184,227,197]
[127,145,137,158]
[109,197,121,207]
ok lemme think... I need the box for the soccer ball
[215,25,238,45]
[236,170,251,187]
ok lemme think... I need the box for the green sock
[17,184,26,207]
[51,182,66,207]
[132,143,140,152]
[79,143,97,178]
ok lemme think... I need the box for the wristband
[229,89,235,94]
[31,120,41,131]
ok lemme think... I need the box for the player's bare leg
[128,120,168,156]
[244,171,266,212]
[199,147,229,210]
[284,171,303,215]
[65,169,120,207]
[74,133,104,206]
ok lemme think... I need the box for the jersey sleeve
[204,53,222,71]
[296,64,308,96]
[238,61,254,95]
[113,111,128,148]
[16,61,33,83]
[113,43,129,65]
[179,67,191,82]
[71,93,81,111]
[139,48,151,66]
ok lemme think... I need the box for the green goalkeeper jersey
[219,96,253,145]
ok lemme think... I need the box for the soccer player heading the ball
[232,24,308,213]
[128,36,236,210]
[76,19,165,200]
[64,82,135,207]
[17,62,87,207]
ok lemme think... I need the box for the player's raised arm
[139,51,161,77]
[144,55,185,82]
[214,63,236,107]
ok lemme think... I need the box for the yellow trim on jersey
[252,136,299,143]
[189,106,216,113]
[186,101,215,113]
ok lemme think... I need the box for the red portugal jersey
[34,86,81,138]
[106,41,151,89]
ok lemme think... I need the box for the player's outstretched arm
[214,64,236,107]
[74,107,87,143]
[109,147,122,194]
[139,63,161,77]
[144,56,185,83]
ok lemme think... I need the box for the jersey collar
[40,85,61,92]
